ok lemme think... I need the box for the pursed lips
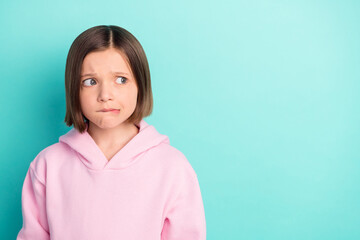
[99,108,120,112]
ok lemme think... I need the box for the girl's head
[64,25,153,133]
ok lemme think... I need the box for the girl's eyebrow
[81,71,130,77]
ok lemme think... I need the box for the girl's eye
[81,76,127,86]
[82,78,96,86]
[116,76,128,84]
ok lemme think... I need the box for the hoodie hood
[59,119,170,170]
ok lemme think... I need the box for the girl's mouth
[100,108,120,113]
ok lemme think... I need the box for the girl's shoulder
[31,141,70,163]
[28,141,72,182]
[149,142,198,179]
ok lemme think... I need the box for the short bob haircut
[64,25,153,133]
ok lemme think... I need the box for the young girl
[17,25,206,240]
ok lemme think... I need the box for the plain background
[1,0,359,239]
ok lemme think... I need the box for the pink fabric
[17,119,206,239]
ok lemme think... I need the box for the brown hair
[64,25,153,133]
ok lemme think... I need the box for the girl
[17,25,206,240]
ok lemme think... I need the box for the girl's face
[79,48,138,130]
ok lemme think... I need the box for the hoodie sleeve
[17,165,50,240]
[161,169,206,240]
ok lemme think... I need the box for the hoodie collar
[59,119,170,170]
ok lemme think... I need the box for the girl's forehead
[81,49,133,75]
[83,48,128,65]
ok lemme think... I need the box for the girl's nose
[97,82,114,102]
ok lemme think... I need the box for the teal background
[1,0,359,239]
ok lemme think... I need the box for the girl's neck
[87,121,139,149]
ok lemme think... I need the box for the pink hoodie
[17,119,206,239]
